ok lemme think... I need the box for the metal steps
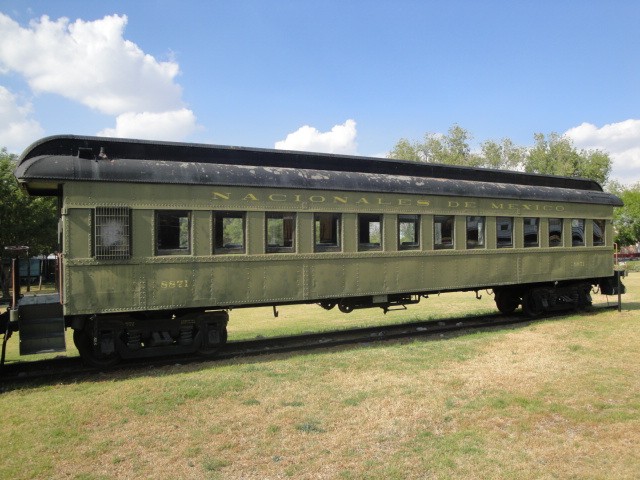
[17,294,65,355]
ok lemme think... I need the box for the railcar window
[156,210,191,255]
[214,211,245,254]
[496,217,513,248]
[94,207,131,260]
[434,215,454,250]
[466,216,485,249]
[266,212,296,252]
[314,213,341,252]
[358,214,382,251]
[549,218,563,247]
[523,217,539,247]
[398,215,420,250]
[593,219,606,246]
[572,219,585,246]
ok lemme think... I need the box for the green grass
[0,275,639,479]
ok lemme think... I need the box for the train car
[1,135,625,367]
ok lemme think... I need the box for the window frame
[572,218,586,247]
[265,212,296,253]
[213,211,246,254]
[466,216,486,249]
[155,210,191,256]
[496,217,513,249]
[434,215,455,250]
[593,219,606,246]
[523,217,540,248]
[358,214,383,251]
[398,214,420,250]
[548,218,563,247]
[314,212,341,252]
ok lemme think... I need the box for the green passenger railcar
[2,135,625,367]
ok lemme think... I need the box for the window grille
[94,207,131,260]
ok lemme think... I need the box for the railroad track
[0,305,618,386]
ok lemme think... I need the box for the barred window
[94,207,131,260]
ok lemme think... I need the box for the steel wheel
[495,291,519,315]
[73,328,121,368]
[522,291,544,318]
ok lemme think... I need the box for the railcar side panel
[56,181,620,316]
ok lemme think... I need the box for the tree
[524,133,611,185]
[388,126,612,185]
[480,138,526,170]
[0,148,58,255]
[610,183,640,247]
[387,138,422,162]
[389,125,482,167]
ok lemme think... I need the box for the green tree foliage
[525,133,611,185]
[388,125,527,170]
[609,183,640,247]
[480,138,526,170]
[0,148,58,256]
[388,126,612,185]
[387,138,422,162]
[389,125,482,166]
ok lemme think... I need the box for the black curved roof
[15,135,623,206]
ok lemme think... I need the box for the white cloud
[0,12,199,145]
[275,119,358,155]
[0,13,182,115]
[97,109,198,140]
[0,86,43,152]
[565,119,640,185]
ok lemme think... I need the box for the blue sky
[1,1,639,183]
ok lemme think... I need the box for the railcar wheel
[494,291,519,315]
[522,291,544,318]
[338,303,354,314]
[319,301,336,311]
[73,328,121,368]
